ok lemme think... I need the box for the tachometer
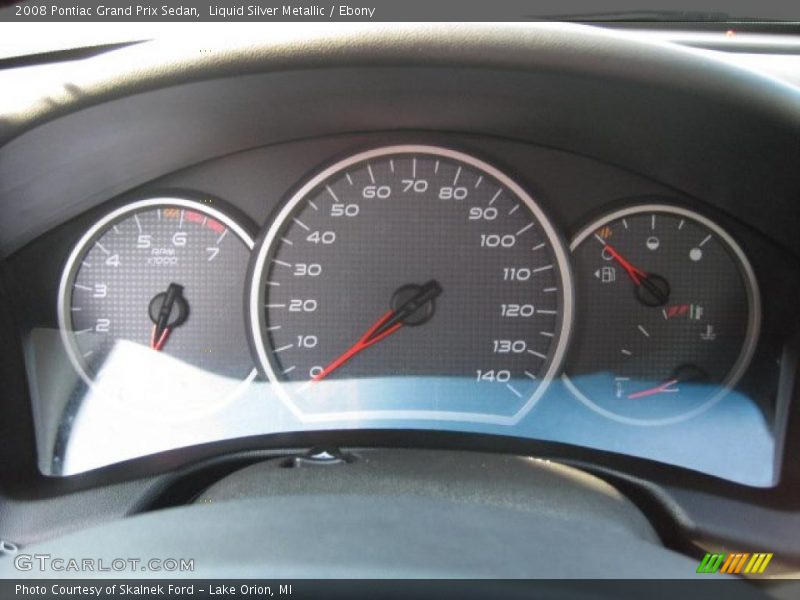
[248,145,573,424]
[58,196,256,386]
[562,204,760,425]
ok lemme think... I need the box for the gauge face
[563,204,760,425]
[58,197,255,384]
[248,145,573,424]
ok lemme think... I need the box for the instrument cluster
[15,141,787,484]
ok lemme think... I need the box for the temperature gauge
[562,204,760,425]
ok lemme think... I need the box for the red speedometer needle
[604,243,647,285]
[627,379,679,400]
[312,310,401,382]
[312,280,442,382]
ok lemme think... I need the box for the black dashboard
[1,23,799,579]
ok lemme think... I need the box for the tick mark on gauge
[390,159,395,173]
[412,158,416,178]
[325,185,338,202]
[678,219,685,230]
[266,325,282,331]
[280,237,293,246]
[216,229,228,244]
[134,214,142,233]
[82,350,94,358]
[273,344,294,354]
[367,164,375,184]
[527,349,548,359]
[265,280,281,287]
[94,242,110,255]
[489,189,502,206]
[271,258,292,268]
[506,383,523,398]
[308,200,319,211]
[532,243,546,252]
[74,328,93,335]
[621,349,633,356]
[474,175,483,188]
[699,234,712,247]
[515,223,534,236]
[281,365,296,374]
[81,261,91,268]
[266,303,286,308]
[434,160,440,174]
[540,331,554,338]
[73,283,92,291]
[292,218,310,231]
[452,166,462,186]
[112,225,121,234]
[543,287,558,293]
[651,214,656,230]
[638,325,650,338]
[622,219,629,229]
[70,306,82,311]
[536,309,557,315]
[533,264,553,273]
[508,204,520,215]
[524,371,537,380]
[179,210,185,229]
[345,172,353,185]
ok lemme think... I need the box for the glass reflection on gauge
[248,145,573,424]
[58,196,256,387]
[562,204,760,425]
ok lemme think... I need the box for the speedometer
[248,145,573,424]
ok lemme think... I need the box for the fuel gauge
[563,204,760,425]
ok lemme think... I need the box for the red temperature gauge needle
[604,243,647,285]
[312,280,442,382]
[627,379,679,400]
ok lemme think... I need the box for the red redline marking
[185,210,204,223]
[206,218,225,234]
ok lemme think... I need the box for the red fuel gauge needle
[604,243,647,285]
[312,280,442,382]
[602,242,670,306]
[627,378,679,400]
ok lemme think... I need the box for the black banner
[1,0,799,22]
[0,579,783,599]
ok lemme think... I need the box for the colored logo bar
[696,553,773,574]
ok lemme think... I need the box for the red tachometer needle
[150,325,171,351]
[604,243,648,286]
[312,279,443,382]
[627,378,679,400]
